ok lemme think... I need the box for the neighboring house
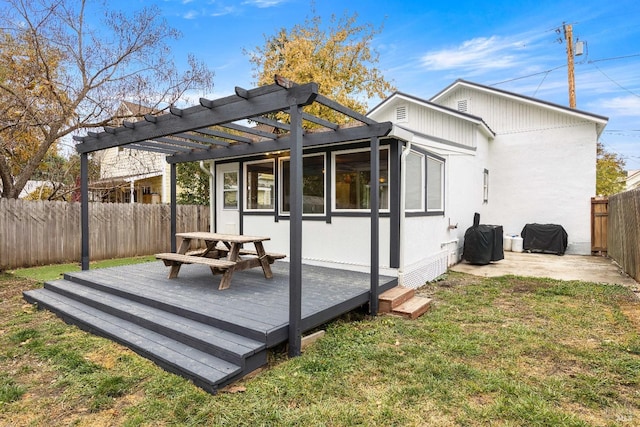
[627,170,640,190]
[367,79,607,285]
[94,101,170,203]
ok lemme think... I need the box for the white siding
[242,215,394,274]
[369,98,477,148]
[435,85,600,254]
[100,147,165,180]
[484,123,597,254]
[437,87,593,135]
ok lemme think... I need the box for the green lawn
[1,266,638,426]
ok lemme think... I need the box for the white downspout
[199,161,215,232]
[398,139,412,286]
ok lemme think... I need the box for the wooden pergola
[73,76,393,355]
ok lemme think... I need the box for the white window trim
[278,153,326,216]
[331,146,390,213]
[426,156,445,212]
[222,170,238,211]
[244,159,275,212]
[405,150,425,213]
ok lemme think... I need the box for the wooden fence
[0,199,209,270]
[607,189,640,282]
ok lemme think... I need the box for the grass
[1,265,639,426]
[11,255,156,282]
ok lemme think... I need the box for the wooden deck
[23,261,396,393]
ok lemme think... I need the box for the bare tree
[0,0,214,198]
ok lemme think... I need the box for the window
[245,160,275,210]
[223,171,238,209]
[405,150,425,211]
[280,154,325,215]
[427,157,444,211]
[483,169,489,203]
[333,148,389,211]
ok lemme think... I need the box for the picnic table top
[176,232,271,244]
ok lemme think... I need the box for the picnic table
[156,232,285,290]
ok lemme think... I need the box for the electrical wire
[590,63,640,98]
[489,64,566,86]
[588,53,640,63]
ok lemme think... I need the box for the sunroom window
[280,154,325,215]
[427,157,444,211]
[245,160,275,210]
[405,150,425,211]
[333,148,389,211]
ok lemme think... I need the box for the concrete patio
[451,251,638,289]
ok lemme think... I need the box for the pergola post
[170,163,177,253]
[80,152,90,270]
[369,136,380,314]
[288,103,303,357]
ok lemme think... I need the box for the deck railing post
[370,136,380,315]
[288,104,303,357]
[80,152,90,270]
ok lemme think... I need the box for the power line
[588,53,640,63]
[590,62,640,98]
[489,64,566,86]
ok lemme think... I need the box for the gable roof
[430,79,608,136]
[368,91,495,138]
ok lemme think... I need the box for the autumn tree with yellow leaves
[247,10,395,124]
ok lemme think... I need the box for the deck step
[40,279,266,369]
[391,296,433,320]
[23,288,248,393]
[378,286,415,313]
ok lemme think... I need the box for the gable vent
[457,99,469,113]
[395,105,408,122]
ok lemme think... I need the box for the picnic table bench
[156,232,285,290]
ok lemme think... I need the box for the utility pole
[563,23,577,108]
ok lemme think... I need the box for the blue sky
[107,0,640,169]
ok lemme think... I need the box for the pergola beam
[165,122,393,164]
[75,82,319,154]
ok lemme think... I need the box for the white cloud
[597,95,640,117]
[420,33,548,76]
[242,0,287,8]
[182,10,199,19]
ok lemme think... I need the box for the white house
[206,79,607,288]
[77,79,608,289]
[367,79,607,286]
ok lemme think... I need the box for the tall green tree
[596,142,626,196]
[0,0,213,199]
[246,9,394,124]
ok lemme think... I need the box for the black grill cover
[521,223,568,255]
[463,224,504,265]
